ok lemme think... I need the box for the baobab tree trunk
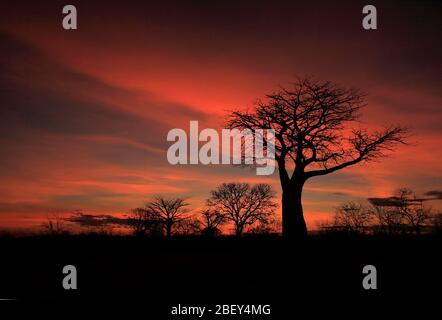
[235,225,244,237]
[165,221,172,238]
[282,181,307,239]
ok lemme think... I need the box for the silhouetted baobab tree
[227,77,409,238]
[144,196,191,237]
[207,183,276,236]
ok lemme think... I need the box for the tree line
[45,186,441,237]
[320,188,442,235]
[127,182,278,237]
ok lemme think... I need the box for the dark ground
[0,233,440,317]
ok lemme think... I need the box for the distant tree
[246,219,278,235]
[227,76,409,238]
[207,183,277,236]
[200,208,226,237]
[394,188,431,235]
[369,204,403,235]
[332,202,373,233]
[43,214,69,235]
[432,213,442,234]
[316,220,335,233]
[175,218,202,235]
[144,196,191,238]
[369,188,432,235]
[127,207,163,236]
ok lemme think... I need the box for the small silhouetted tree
[332,202,373,234]
[246,218,278,235]
[200,209,226,236]
[175,218,202,235]
[43,214,69,235]
[145,196,191,237]
[395,188,431,235]
[369,203,403,235]
[370,188,431,235]
[227,76,408,238]
[127,207,163,236]
[207,183,277,236]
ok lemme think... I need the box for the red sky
[1,0,441,232]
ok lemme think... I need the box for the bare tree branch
[207,183,277,236]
